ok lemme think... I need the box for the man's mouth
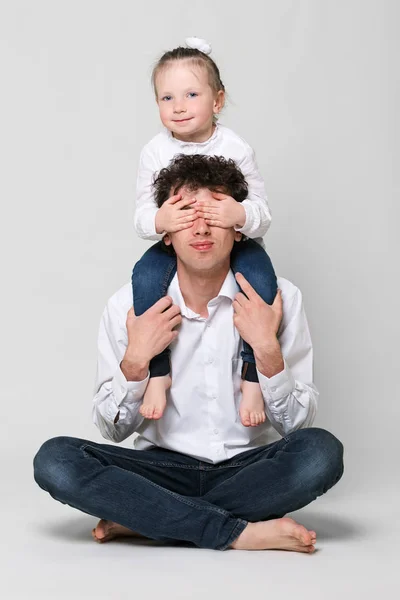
[190,241,213,251]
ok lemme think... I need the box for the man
[34,155,343,553]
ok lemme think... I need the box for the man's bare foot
[139,375,171,419]
[239,380,266,427]
[92,519,144,544]
[231,517,317,552]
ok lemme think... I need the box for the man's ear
[234,231,243,242]
[163,233,172,246]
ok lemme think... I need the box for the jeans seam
[81,444,200,469]
[199,470,206,496]
[161,261,177,297]
[82,443,248,469]
[217,518,248,551]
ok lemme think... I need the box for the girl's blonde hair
[151,46,225,98]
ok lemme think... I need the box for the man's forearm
[120,348,149,382]
[253,339,284,379]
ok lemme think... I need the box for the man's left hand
[232,273,283,351]
[195,192,246,229]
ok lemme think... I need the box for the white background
[1,1,398,598]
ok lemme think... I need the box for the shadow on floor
[33,509,362,546]
[33,517,188,547]
[288,510,363,541]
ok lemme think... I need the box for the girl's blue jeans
[33,428,344,550]
[131,239,278,382]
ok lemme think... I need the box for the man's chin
[178,254,231,274]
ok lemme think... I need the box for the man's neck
[177,261,230,317]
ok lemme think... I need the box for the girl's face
[155,61,224,143]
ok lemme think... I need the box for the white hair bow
[185,37,212,55]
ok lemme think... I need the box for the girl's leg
[131,242,177,418]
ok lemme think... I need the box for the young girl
[132,37,277,428]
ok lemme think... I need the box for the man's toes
[153,408,162,420]
[92,520,108,543]
[293,544,315,554]
[92,528,100,543]
[299,529,313,546]
[310,530,317,542]
[290,523,312,546]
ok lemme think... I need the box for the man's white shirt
[93,273,318,464]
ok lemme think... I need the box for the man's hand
[195,191,246,229]
[233,274,284,378]
[121,297,182,380]
[232,273,283,351]
[155,194,198,233]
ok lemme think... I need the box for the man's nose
[193,216,211,235]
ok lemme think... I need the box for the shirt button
[208,357,214,364]
[214,429,219,435]
[212,395,217,400]
[270,386,277,393]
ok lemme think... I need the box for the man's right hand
[155,193,198,233]
[122,297,182,374]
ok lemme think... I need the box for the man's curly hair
[153,154,248,207]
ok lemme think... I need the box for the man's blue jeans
[131,239,278,382]
[33,428,344,550]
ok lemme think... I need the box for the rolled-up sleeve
[257,286,318,436]
[92,293,148,443]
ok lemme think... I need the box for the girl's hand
[155,194,198,233]
[195,192,246,229]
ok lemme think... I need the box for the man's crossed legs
[33,427,343,552]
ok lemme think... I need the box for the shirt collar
[168,270,239,319]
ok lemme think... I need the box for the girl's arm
[236,146,272,239]
[134,147,164,241]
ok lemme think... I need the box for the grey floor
[4,456,398,599]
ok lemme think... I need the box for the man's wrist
[120,351,149,381]
[253,338,284,378]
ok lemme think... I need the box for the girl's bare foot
[139,375,171,419]
[92,519,144,544]
[239,380,266,427]
[231,517,317,552]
